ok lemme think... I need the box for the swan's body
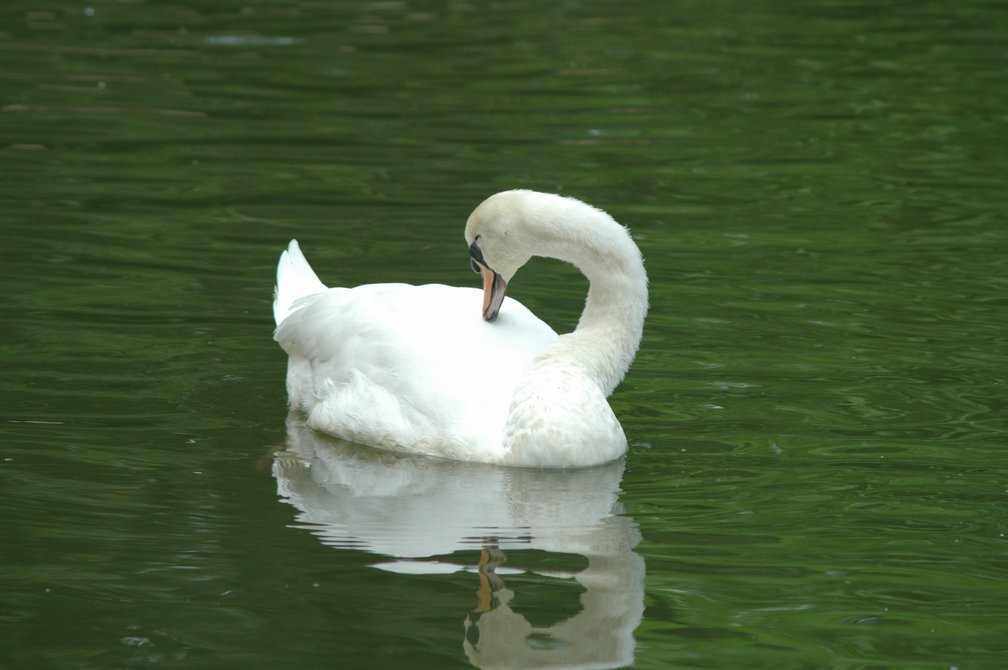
[273,190,647,468]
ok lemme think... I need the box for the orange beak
[477,263,508,321]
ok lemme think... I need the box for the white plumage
[273,190,648,467]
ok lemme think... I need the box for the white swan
[272,189,648,468]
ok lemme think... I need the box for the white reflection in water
[273,416,644,670]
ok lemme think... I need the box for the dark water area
[1,1,1006,668]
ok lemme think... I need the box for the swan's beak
[478,264,508,321]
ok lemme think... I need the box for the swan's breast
[502,359,626,468]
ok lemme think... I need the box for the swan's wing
[274,283,556,458]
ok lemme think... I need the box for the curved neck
[570,259,648,395]
[529,201,648,396]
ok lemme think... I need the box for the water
[2,1,1006,668]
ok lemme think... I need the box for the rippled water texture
[2,1,1006,668]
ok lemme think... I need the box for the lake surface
[2,1,1006,668]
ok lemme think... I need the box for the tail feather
[273,240,328,325]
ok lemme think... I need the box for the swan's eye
[468,236,485,273]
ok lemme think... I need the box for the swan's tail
[273,240,328,325]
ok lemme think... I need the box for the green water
[2,1,1006,668]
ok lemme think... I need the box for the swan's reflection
[273,416,645,670]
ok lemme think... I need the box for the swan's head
[464,191,540,321]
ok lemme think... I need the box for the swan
[272,189,648,468]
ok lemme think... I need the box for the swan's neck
[530,201,648,396]
[567,260,647,395]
